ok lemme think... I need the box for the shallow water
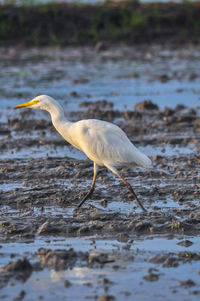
[0,142,195,161]
[0,46,199,300]
[0,234,200,300]
[1,46,200,117]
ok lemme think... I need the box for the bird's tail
[135,151,152,168]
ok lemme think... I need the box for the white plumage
[14,95,152,212]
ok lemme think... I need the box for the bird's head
[14,95,55,111]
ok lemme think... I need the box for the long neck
[47,101,73,139]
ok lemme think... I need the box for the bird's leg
[106,165,147,212]
[77,163,98,208]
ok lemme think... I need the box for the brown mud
[0,43,200,300]
[0,95,200,299]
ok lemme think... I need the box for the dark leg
[77,163,98,208]
[106,165,147,212]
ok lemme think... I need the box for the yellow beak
[14,99,39,109]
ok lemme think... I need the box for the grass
[1,1,200,46]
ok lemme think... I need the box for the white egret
[14,95,152,212]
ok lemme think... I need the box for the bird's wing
[74,119,151,167]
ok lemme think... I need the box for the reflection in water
[1,235,200,300]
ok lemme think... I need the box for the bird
[14,95,152,212]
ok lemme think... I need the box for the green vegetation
[19,0,36,6]
[130,11,147,28]
[2,0,36,5]
[152,4,161,34]
[184,1,200,38]
[0,1,200,46]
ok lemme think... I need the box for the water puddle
[132,234,200,253]
[1,260,199,301]
[139,144,196,157]
[153,198,185,210]
[1,233,199,270]
[0,145,86,160]
[1,261,198,301]
[0,142,194,161]
[0,204,74,218]
[0,183,24,192]
[0,193,187,218]
[0,234,199,300]
[1,47,200,116]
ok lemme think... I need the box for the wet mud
[0,46,200,300]
[0,100,200,299]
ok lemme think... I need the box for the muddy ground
[0,99,200,300]
[0,45,200,300]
